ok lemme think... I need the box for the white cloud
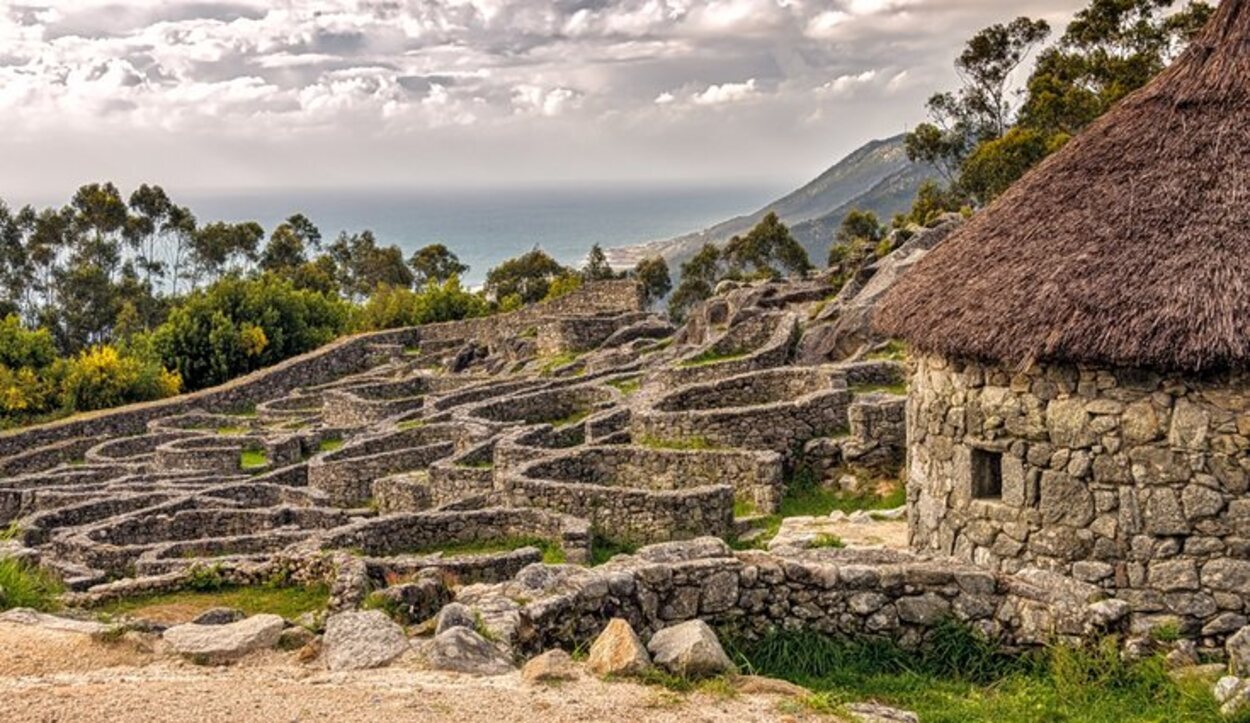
[691,78,757,105]
[0,0,1092,195]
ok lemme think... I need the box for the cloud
[691,78,757,105]
[0,0,1092,196]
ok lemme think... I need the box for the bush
[352,276,489,332]
[54,345,182,412]
[152,274,350,390]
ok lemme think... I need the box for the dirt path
[0,623,824,723]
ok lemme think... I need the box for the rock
[587,618,651,677]
[1215,675,1245,704]
[277,625,316,651]
[434,602,476,635]
[847,702,920,723]
[1228,625,1250,676]
[1165,640,1200,669]
[191,607,246,626]
[522,649,578,684]
[163,614,285,664]
[424,627,514,676]
[323,610,409,671]
[646,619,736,679]
[0,608,112,636]
[1216,676,1250,717]
[732,675,808,697]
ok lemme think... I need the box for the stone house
[874,2,1250,637]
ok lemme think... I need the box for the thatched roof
[874,0,1250,374]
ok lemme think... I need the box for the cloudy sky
[0,0,1090,199]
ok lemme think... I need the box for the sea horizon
[3,183,785,287]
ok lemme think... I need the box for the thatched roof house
[874,2,1250,641]
[875,0,1250,373]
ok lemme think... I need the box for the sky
[0,0,1091,199]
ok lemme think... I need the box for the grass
[538,351,581,375]
[240,448,269,469]
[549,408,592,428]
[396,419,425,431]
[679,348,750,368]
[639,338,673,355]
[811,533,845,549]
[0,557,64,612]
[456,459,494,469]
[731,467,905,550]
[733,497,759,518]
[216,426,250,436]
[0,521,21,541]
[318,437,344,453]
[865,340,908,362]
[725,625,1236,723]
[638,435,721,451]
[94,583,330,622]
[590,533,639,566]
[403,346,422,356]
[607,377,642,395]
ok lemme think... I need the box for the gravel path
[1,623,821,723]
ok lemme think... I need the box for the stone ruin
[0,273,1148,670]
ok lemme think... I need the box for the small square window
[971,448,1003,500]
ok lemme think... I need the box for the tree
[126,184,173,289]
[408,243,469,286]
[328,230,414,301]
[905,17,1051,186]
[723,212,812,278]
[632,256,672,308]
[188,221,264,287]
[483,248,568,306]
[829,210,886,267]
[666,244,723,322]
[582,244,618,281]
[259,223,308,273]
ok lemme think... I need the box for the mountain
[606,134,934,270]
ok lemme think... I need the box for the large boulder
[646,619,736,679]
[0,608,113,636]
[423,627,514,676]
[587,618,651,677]
[323,610,409,671]
[521,649,579,684]
[434,602,476,635]
[163,614,285,664]
[191,607,246,626]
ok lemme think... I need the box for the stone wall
[455,539,1127,656]
[633,366,851,456]
[909,355,1250,640]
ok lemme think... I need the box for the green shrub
[352,277,489,332]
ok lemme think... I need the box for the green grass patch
[638,435,720,451]
[403,346,422,356]
[639,338,673,355]
[216,426,250,436]
[240,449,269,469]
[811,533,845,549]
[538,351,581,375]
[396,419,425,431]
[727,626,1233,723]
[606,377,642,396]
[679,348,750,368]
[318,437,344,453]
[95,583,330,622]
[0,557,64,611]
[733,497,759,518]
[0,521,21,541]
[865,340,908,362]
[550,408,592,428]
[731,467,905,550]
[456,459,494,469]
[590,533,639,566]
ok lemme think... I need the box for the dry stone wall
[909,355,1250,640]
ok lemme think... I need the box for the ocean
[176,184,781,286]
